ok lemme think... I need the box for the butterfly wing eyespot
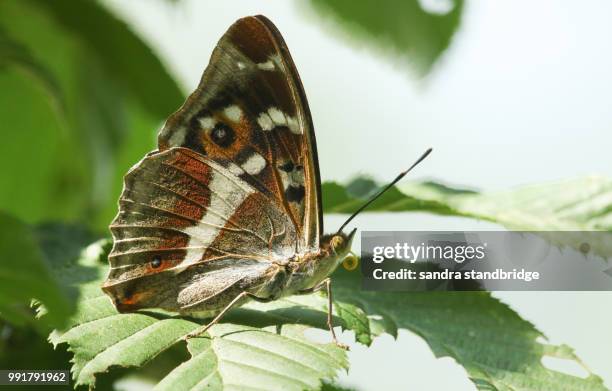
[210,123,235,147]
[151,256,162,269]
[121,292,141,306]
[145,257,178,273]
[342,254,359,271]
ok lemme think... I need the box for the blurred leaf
[0,322,73,391]
[0,0,182,231]
[0,26,63,111]
[0,323,72,369]
[308,0,464,77]
[331,266,608,391]
[321,382,360,391]
[35,224,101,308]
[32,0,183,117]
[0,68,87,225]
[322,177,612,257]
[0,213,72,328]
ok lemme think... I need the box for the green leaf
[0,321,73,372]
[0,26,64,111]
[48,233,609,390]
[0,67,84,225]
[308,0,464,77]
[322,177,612,257]
[331,266,608,391]
[156,324,347,391]
[34,224,101,305]
[49,237,609,390]
[31,0,183,118]
[0,213,72,327]
[0,0,183,230]
[49,240,350,389]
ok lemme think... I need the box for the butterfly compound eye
[331,235,345,252]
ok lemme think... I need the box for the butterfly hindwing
[104,147,297,311]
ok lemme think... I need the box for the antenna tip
[400,147,433,175]
[336,147,433,233]
[418,147,433,162]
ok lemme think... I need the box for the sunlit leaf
[331,266,608,391]
[49,240,352,389]
[322,177,612,257]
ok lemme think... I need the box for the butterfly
[101,15,431,348]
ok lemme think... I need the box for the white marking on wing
[241,152,266,175]
[270,54,285,73]
[167,125,187,145]
[278,170,290,191]
[258,108,300,133]
[179,164,254,268]
[257,60,275,71]
[257,112,274,131]
[223,105,242,122]
[198,116,216,129]
[278,162,305,191]
[236,61,246,70]
[227,162,244,176]
[268,107,287,125]
[286,115,301,134]
[292,168,305,184]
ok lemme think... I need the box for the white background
[103,1,612,390]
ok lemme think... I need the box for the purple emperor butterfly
[102,15,431,347]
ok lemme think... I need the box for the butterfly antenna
[337,148,433,234]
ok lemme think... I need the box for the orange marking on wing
[166,149,212,183]
[170,198,204,221]
[202,118,251,160]
[122,292,145,306]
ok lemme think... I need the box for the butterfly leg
[298,278,349,350]
[183,291,272,340]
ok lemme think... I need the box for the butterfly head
[323,227,357,260]
[301,228,356,286]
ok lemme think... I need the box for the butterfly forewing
[104,16,323,313]
[158,15,322,250]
